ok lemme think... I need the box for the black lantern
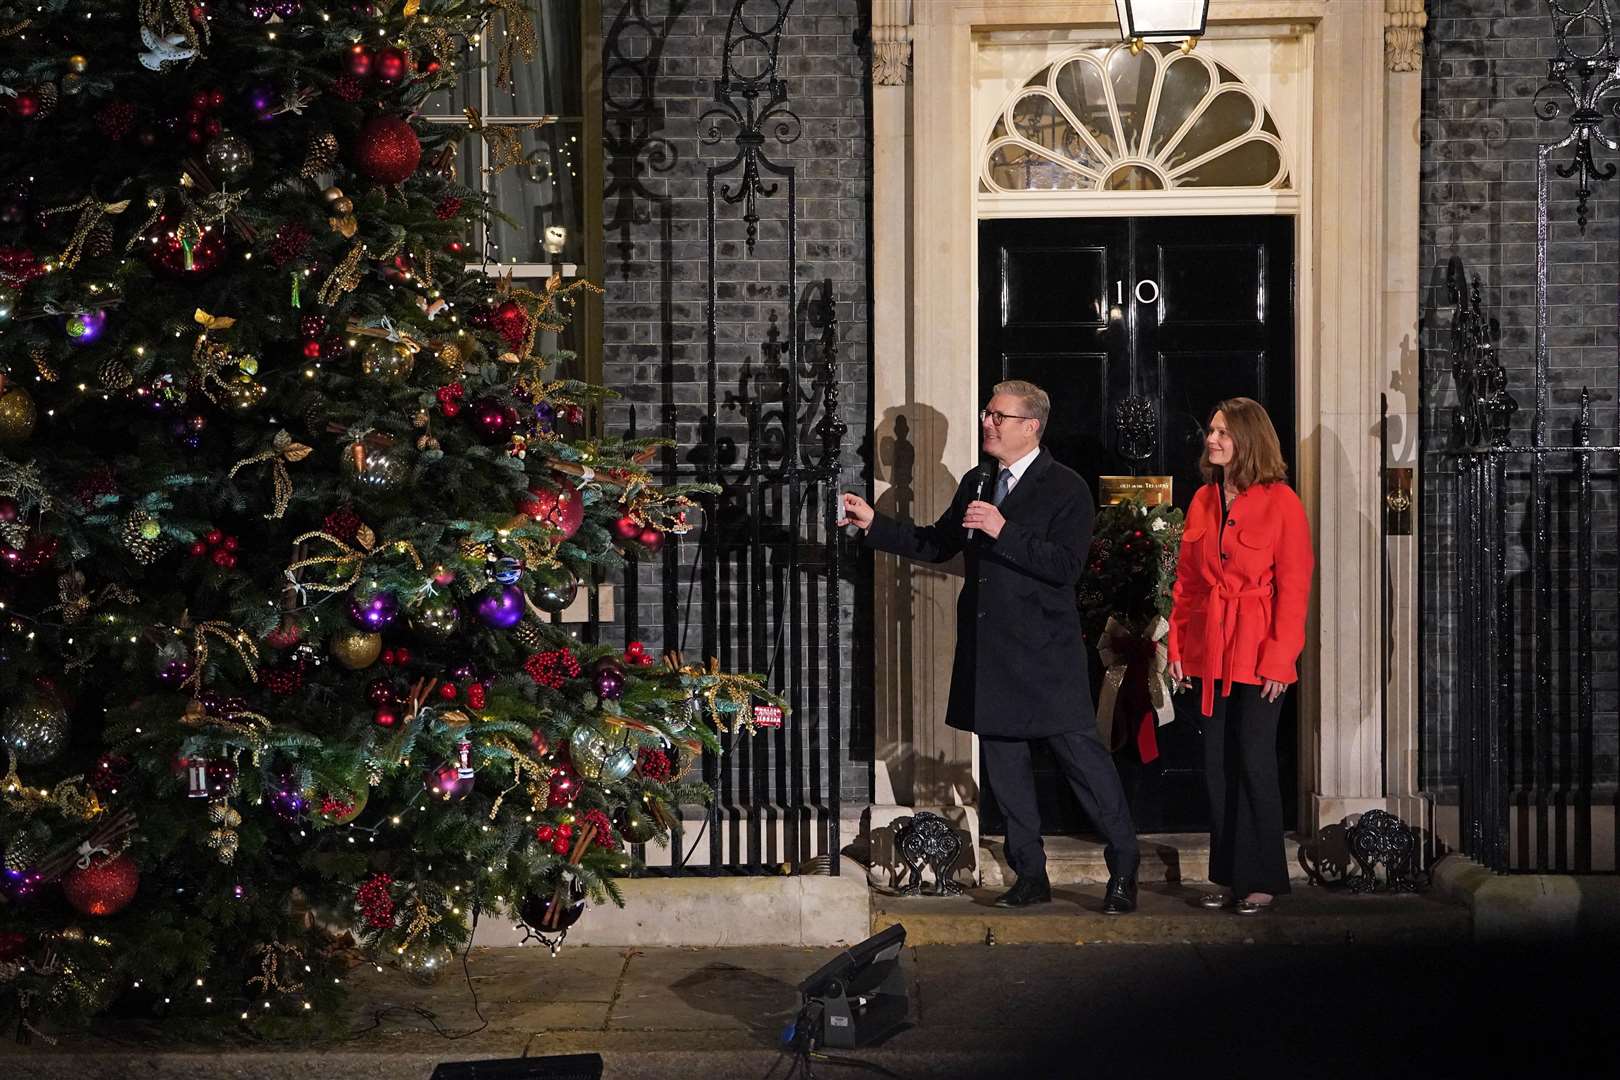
[1115,0,1210,47]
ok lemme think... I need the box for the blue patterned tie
[992,468,1012,507]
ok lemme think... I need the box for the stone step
[872,882,1471,946]
[977,832,1309,888]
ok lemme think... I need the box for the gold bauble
[68,54,88,73]
[360,339,415,384]
[330,627,382,670]
[428,340,462,383]
[0,385,38,442]
[221,375,267,412]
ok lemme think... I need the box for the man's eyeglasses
[980,409,1036,427]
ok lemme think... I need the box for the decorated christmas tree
[0,0,775,1034]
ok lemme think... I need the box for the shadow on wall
[866,404,976,809]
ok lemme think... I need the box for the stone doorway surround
[864,0,1428,886]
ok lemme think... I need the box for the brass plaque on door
[1099,475,1173,506]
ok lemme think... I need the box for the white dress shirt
[996,445,1042,498]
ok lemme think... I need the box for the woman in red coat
[1167,398,1313,915]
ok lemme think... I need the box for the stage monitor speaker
[429,1053,604,1080]
[797,922,908,1050]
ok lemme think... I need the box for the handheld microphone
[965,466,988,541]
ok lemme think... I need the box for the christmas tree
[0,0,775,1034]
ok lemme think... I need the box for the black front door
[978,214,1296,835]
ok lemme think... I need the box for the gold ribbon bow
[344,319,424,355]
[285,527,422,596]
[463,106,548,176]
[400,897,443,949]
[1094,616,1175,749]
[2,749,102,822]
[247,942,306,995]
[319,239,367,307]
[229,430,312,520]
[44,573,138,625]
[663,653,784,734]
[175,617,261,691]
[42,195,131,269]
[193,308,235,332]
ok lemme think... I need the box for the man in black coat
[840,380,1139,911]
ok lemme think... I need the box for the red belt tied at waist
[1196,583,1273,716]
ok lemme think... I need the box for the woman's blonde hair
[1200,397,1288,490]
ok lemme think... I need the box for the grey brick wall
[1420,0,1619,801]
[599,0,873,809]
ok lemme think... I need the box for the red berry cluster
[322,505,362,544]
[637,747,673,784]
[320,794,355,820]
[435,382,466,418]
[330,75,365,103]
[269,223,312,268]
[580,808,618,850]
[95,101,136,142]
[524,648,581,689]
[534,820,575,855]
[188,528,240,569]
[355,873,396,929]
[263,661,305,697]
[434,196,463,220]
[623,641,655,667]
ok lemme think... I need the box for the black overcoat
[864,448,1096,739]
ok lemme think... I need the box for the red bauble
[613,515,642,542]
[466,683,486,709]
[371,701,402,729]
[517,484,584,540]
[374,47,410,85]
[354,116,421,184]
[143,216,226,278]
[638,527,664,553]
[366,677,397,705]
[345,44,373,78]
[491,300,529,349]
[62,852,140,917]
[11,92,40,120]
[438,681,459,701]
[469,396,519,444]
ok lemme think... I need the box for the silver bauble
[203,132,254,181]
[567,725,613,782]
[600,745,636,784]
[396,943,455,985]
[529,570,579,615]
[340,440,407,490]
[2,696,70,765]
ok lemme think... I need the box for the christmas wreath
[1077,499,1185,763]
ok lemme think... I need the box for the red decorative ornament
[534,824,554,842]
[638,527,665,553]
[374,47,410,85]
[437,681,459,701]
[269,222,312,268]
[525,648,581,690]
[89,753,131,793]
[263,662,305,696]
[355,873,395,929]
[547,761,578,807]
[331,75,365,103]
[323,506,363,544]
[10,91,40,120]
[552,837,571,855]
[434,196,462,220]
[354,115,421,185]
[581,808,618,850]
[517,484,584,540]
[143,215,226,278]
[491,300,529,349]
[0,246,47,288]
[613,515,642,542]
[265,619,303,649]
[62,852,140,917]
[466,683,486,709]
[529,728,550,758]
[371,701,402,729]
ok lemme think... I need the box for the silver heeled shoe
[1234,898,1277,916]
[1198,892,1230,910]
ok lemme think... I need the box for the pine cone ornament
[97,359,134,392]
[120,509,168,565]
[4,835,42,875]
[513,620,545,651]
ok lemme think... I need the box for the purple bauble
[156,659,194,689]
[475,586,525,629]
[271,784,307,821]
[593,667,625,701]
[272,0,302,17]
[242,0,274,22]
[448,660,479,683]
[533,401,556,434]
[348,589,400,632]
[469,396,518,444]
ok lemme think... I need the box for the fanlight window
[982,44,1290,193]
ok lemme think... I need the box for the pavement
[10,884,1620,1080]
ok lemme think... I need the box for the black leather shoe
[993,875,1052,908]
[1101,875,1137,915]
